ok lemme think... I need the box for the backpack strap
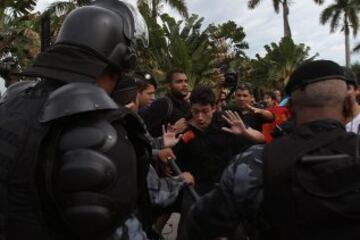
[263,127,345,240]
[164,96,174,123]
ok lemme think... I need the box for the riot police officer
[0,0,151,239]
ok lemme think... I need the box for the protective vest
[1,80,151,240]
[263,121,360,240]
[0,80,58,239]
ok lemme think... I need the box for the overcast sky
[34,0,360,65]
[1,0,359,93]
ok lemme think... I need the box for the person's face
[347,84,360,104]
[139,84,156,107]
[235,89,252,108]
[274,90,282,102]
[263,95,274,108]
[169,73,189,98]
[191,103,215,130]
[216,93,227,110]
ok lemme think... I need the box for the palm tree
[247,0,324,38]
[137,0,188,19]
[137,13,215,88]
[250,37,318,89]
[1,12,41,67]
[0,0,37,18]
[320,0,360,67]
[1,1,40,67]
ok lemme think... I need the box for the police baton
[168,158,200,201]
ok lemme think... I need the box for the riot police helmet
[23,0,148,83]
[56,0,148,70]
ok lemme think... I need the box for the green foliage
[249,37,317,89]
[137,0,188,18]
[320,0,360,66]
[207,21,249,59]
[320,0,360,35]
[0,0,37,18]
[137,13,215,88]
[1,10,40,67]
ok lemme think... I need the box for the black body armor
[263,121,360,240]
[1,81,150,240]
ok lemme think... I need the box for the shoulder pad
[40,82,118,123]
[0,80,37,104]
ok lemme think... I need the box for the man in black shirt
[229,83,274,131]
[140,69,191,137]
[173,86,264,240]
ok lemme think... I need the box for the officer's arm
[185,145,264,239]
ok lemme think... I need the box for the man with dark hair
[134,71,158,109]
[263,91,277,108]
[262,91,290,142]
[173,86,263,240]
[140,69,191,137]
[273,88,282,103]
[230,82,274,131]
[184,60,360,240]
[0,1,151,239]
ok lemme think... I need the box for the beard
[170,88,187,99]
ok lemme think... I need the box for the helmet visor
[122,0,149,48]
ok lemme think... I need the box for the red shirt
[262,106,290,143]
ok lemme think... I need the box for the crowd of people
[1,0,360,240]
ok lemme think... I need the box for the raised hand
[162,124,182,148]
[221,110,247,135]
[245,104,260,114]
[172,118,188,134]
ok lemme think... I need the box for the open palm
[162,124,182,147]
[221,110,247,135]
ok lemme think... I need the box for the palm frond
[164,0,188,18]
[247,0,262,9]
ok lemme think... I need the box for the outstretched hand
[172,118,188,134]
[221,110,247,135]
[245,104,260,114]
[162,124,182,148]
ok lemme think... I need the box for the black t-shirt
[227,106,272,131]
[140,93,191,137]
[172,113,251,195]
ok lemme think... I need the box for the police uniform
[184,60,360,240]
[0,1,151,239]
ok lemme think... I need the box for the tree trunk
[344,17,351,68]
[151,0,158,18]
[282,1,292,38]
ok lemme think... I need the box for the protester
[229,82,274,131]
[134,71,158,109]
[273,88,282,103]
[0,1,151,239]
[172,86,263,240]
[184,60,360,240]
[140,69,191,137]
[262,91,290,142]
[215,90,227,112]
